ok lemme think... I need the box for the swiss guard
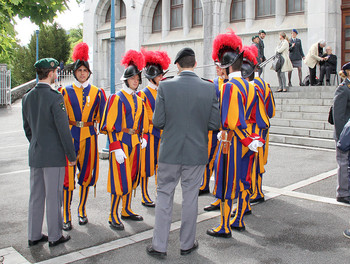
[59,42,106,231]
[100,50,149,230]
[137,49,171,207]
[206,30,264,238]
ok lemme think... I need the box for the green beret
[34,58,59,69]
[252,35,259,41]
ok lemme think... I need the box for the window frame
[120,0,126,19]
[230,0,246,22]
[255,0,276,19]
[170,0,183,30]
[286,0,304,15]
[192,0,203,27]
[152,0,162,33]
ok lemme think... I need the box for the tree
[67,23,83,64]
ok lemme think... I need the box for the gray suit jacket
[333,78,350,140]
[22,83,76,167]
[153,71,220,165]
[258,38,265,61]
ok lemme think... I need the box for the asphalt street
[0,99,349,264]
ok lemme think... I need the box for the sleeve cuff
[240,137,253,147]
[143,133,149,142]
[109,141,122,152]
[250,133,266,144]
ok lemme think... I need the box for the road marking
[0,144,28,150]
[0,169,29,177]
[270,142,335,152]
[0,247,30,264]
[0,130,23,135]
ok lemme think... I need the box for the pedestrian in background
[305,40,326,86]
[258,30,266,77]
[22,58,76,247]
[333,62,350,204]
[318,46,337,86]
[274,32,293,92]
[147,47,220,257]
[288,29,305,87]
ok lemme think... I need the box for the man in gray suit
[146,48,220,257]
[258,30,266,77]
[22,58,76,247]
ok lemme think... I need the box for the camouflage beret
[34,58,59,69]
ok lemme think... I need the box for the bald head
[325,46,333,55]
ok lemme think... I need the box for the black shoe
[28,234,48,246]
[317,82,323,86]
[146,245,167,257]
[109,221,124,230]
[198,189,210,196]
[78,216,88,225]
[230,225,246,232]
[300,82,305,86]
[288,82,292,87]
[276,89,282,92]
[336,196,350,204]
[142,201,155,207]
[180,240,198,255]
[63,221,72,231]
[250,197,265,205]
[344,229,350,239]
[231,210,252,217]
[48,235,71,247]
[204,203,220,211]
[326,81,331,86]
[121,214,143,221]
[206,228,231,238]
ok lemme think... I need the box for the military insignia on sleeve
[60,102,66,112]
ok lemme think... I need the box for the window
[171,0,183,30]
[106,6,111,23]
[192,0,203,26]
[287,0,304,14]
[153,1,162,32]
[231,0,245,21]
[256,0,275,17]
[120,1,126,19]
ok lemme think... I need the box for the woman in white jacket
[275,32,293,92]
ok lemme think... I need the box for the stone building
[83,0,348,89]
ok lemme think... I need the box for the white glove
[256,140,264,148]
[141,138,147,149]
[217,131,222,141]
[112,149,127,164]
[248,140,259,153]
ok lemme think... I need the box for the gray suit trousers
[28,167,65,242]
[152,162,205,252]
[336,145,350,198]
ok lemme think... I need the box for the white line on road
[0,169,29,177]
[0,130,23,135]
[0,144,28,150]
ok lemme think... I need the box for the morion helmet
[241,45,258,79]
[142,49,171,80]
[120,50,145,85]
[72,42,91,80]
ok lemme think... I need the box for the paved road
[0,100,349,264]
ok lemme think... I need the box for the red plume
[72,42,89,62]
[242,45,258,65]
[141,48,171,70]
[121,50,145,70]
[212,29,242,62]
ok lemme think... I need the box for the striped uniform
[212,76,258,234]
[137,86,161,204]
[100,89,149,224]
[200,77,227,192]
[250,77,275,200]
[59,83,106,223]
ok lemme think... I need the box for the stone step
[275,104,331,113]
[269,133,335,149]
[271,118,333,130]
[273,91,334,99]
[274,111,330,122]
[269,126,333,139]
[272,85,337,93]
[274,98,333,106]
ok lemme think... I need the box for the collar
[249,80,255,85]
[254,72,259,78]
[122,84,137,95]
[37,81,51,86]
[74,80,89,88]
[229,72,242,79]
[181,70,194,73]
[148,81,158,90]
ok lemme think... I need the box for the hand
[248,140,259,153]
[113,149,127,164]
[217,131,222,141]
[68,160,76,166]
[141,138,147,149]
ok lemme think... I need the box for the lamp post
[36,30,39,83]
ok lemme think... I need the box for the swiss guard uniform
[137,49,171,207]
[59,43,106,231]
[100,50,149,230]
[206,30,264,238]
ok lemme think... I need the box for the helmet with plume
[241,45,258,79]
[72,42,91,80]
[141,49,171,81]
[212,29,243,69]
[120,50,145,86]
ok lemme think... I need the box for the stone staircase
[269,86,335,149]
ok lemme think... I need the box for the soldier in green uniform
[22,58,77,247]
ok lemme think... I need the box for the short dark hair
[36,68,54,80]
[177,56,196,68]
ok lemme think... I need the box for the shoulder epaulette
[201,78,213,83]
[160,76,174,81]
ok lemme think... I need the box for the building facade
[84,0,346,89]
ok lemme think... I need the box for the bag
[272,52,284,72]
[328,106,334,125]
[303,75,310,86]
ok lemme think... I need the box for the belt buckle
[76,121,84,128]
[128,128,135,135]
